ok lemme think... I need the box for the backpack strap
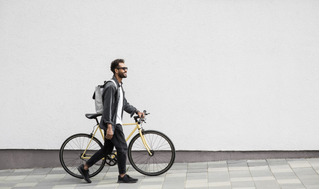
[107,79,118,89]
[92,79,118,100]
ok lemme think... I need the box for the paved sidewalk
[0,158,318,189]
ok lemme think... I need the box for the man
[78,59,143,183]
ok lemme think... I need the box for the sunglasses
[117,67,128,70]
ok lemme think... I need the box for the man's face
[115,63,128,78]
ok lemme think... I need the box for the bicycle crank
[106,153,117,166]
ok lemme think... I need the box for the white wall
[0,0,318,151]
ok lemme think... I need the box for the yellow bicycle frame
[81,121,152,160]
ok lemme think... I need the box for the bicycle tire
[128,130,175,176]
[59,133,106,178]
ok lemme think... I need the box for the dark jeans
[86,124,127,174]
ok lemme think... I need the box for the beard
[118,72,127,78]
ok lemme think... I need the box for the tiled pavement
[0,158,318,189]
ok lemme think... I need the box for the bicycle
[59,110,175,178]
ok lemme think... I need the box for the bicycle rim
[128,130,175,176]
[59,133,106,178]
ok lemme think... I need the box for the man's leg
[86,139,114,167]
[112,124,138,183]
[78,135,114,183]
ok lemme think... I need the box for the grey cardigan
[100,76,138,131]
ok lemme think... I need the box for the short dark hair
[110,59,125,74]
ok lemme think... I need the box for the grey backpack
[93,79,117,113]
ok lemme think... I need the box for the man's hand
[106,124,113,140]
[137,111,145,118]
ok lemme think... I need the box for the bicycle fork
[124,123,153,156]
[138,128,153,156]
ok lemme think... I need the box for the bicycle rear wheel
[128,130,175,176]
[59,133,106,178]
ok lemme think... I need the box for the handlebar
[134,110,150,123]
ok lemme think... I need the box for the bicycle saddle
[85,113,102,119]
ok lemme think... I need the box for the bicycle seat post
[94,118,99,125]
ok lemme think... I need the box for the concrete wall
[0,0,318,151]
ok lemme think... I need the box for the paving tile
[35,182,61,188]
[140,185,163,189]
[279,184,306,189]
[208,172,229,181]
[208,177,230,183]
[208,161,227,168]
[0,169,14,176]
[164,177,186,184]
[227,160,248,167]
[188,162,208,169]
[209,186,231,189]
[187,168,207,173]
[254,180,280,189]
[247,160,268,167]
[117,183,140,189]
[141,176,165,183]
[277,178,303,185]
[95,184,118,189]
[187,172,207,180]
[267,159,288,166]
[250,170,274,177]
[165,169,187,174]
[249,165,270,171]
[162,181,185,189]
[208,181,231,187]
[229,170,251,178]
[305,185,319,189]
[229,167,249,171]
[32,168,53,175]
[165,172,186,178]
[14,182,38,187]
[293,167,318,177]
[170,163,188,170]
[52,184,77,189]
[288,160,312,168]
[252,176,276,181]
[50,167,69,174]
[75,185,98,189]
[269,164,292,171]
[185,179,208,188]
[4,175,27,181]
[272,172,298,179]
[230,177,253,182]
[208,167,228,172]
[0,176,7,181]
[24,174,46,182]
[12,168,34,176]
[231,181,255,188]
[307,158,319,167]
[43,173,67,181]
[299,175,319,185]
[0,180,17,187]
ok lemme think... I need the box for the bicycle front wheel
[59,133,106,178]
[128,130,175,176]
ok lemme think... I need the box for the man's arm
[123,98,144,117]
[123,98,138,115]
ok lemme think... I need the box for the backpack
[92,79,117,113]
